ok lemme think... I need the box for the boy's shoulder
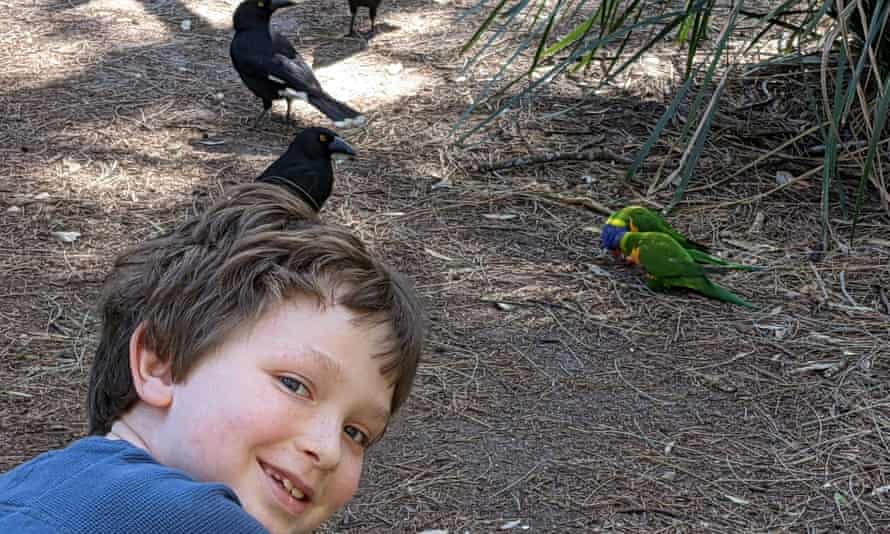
[0,436,268,534]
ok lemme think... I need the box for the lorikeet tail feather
[669,276,755,309]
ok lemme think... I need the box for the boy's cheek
[328,458,363,510]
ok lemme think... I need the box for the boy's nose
[294,414,342,470]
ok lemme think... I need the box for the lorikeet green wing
[619,232,755,309]
[606,205,710,252]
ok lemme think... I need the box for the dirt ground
[1,0,889,532]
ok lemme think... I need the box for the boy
[0,184,425,533]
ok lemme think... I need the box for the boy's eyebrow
[296,348,392,424]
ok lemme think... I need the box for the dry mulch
[1,0,888,532]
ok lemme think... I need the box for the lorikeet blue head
[601,224,627,253]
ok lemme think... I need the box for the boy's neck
[106,419,151,453]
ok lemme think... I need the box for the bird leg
[346,10,359,37]
[365,8,377,39]
[286,99,293,121]
[253,103,272,128]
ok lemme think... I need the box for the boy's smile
[125,294,395,534]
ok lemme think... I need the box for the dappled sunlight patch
[180,0,238,30]
[313,54,432,109]
[385,8,458,35]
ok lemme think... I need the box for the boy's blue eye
[279,376,309,396]
[344,426,370,447]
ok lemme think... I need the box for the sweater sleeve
[1,438,269,534]
[48,456,271,534]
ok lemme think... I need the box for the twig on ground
[477,149,632,173]
[839,271,858,307]
[614,360,676,406]
[491,460,546,498]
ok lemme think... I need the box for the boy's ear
[130,322,174,409]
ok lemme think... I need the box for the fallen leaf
[775,170,793,186]
[791,361,843,375]
[51,231,81,243]
[748,211,765,234]
[431,177,452,190]
[425,248,454,262]
[726,495,750,506]
[699,373,737,393]
[834,492,848,507]
[588,265,611,277]
[871,484,890,497]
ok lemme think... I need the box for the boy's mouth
[260,461,311,503]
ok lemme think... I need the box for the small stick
[491,460,546,498]
[839,270,858,307]
[614,360,676,406]
[879,286,890,315]
[528,191,614,216]
[477,149,631,172]
[808,262,830,303]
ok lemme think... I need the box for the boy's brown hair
[87,184,424,435]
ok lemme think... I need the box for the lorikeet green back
[618,232,755,309]
[606,206,709,252]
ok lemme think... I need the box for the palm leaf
[455,7,690,144]
[851,68,890,242]
[822,45,848,250]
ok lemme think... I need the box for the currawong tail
[308,92,365,129]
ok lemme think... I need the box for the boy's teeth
[279,475,305,500]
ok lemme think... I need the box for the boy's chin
[242,492,329,534]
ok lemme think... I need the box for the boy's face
[150,295,395,533]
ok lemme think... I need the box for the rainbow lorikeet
[602,205,762,271]
[605,230,755,309]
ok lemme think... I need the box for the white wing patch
[279,88,308,101]
[267,74,286,85]
[334,115,367,129]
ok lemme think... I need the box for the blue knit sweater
[0,436,268,533]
